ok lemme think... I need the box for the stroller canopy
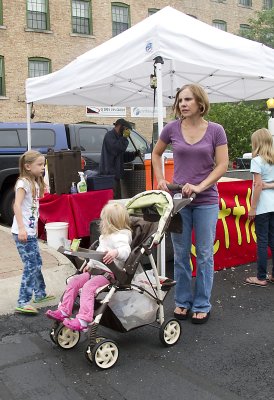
[126,190,174,245]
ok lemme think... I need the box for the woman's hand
[103,249,118,264]
[182,183,201,198]
[157,179,170,191]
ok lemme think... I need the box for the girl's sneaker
[45,309,66,322]
[15,304,38,314]
[63,318,88,332]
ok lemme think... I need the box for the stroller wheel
[54,324,81,349]
[49,328,57,344]
[159,318,181,347]
[88,339,119,369]
[85,337,106,363]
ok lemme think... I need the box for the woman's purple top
[160,119,227,205]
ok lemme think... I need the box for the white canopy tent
[25,5,274,274]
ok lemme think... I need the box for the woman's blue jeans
[254,212,274,280]
[171,204,219,313]
[13,234,46,306]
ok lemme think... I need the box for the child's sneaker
[15,304,38,314]
[45,309,66,322]
[33,294,56,303]
[63,318,88,332]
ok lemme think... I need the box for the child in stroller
[46,202,132,331]
[46,187,194,369]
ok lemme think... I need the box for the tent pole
[155,57,166,277]
[27,102,31,150]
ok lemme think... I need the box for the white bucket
[45,222,69,250]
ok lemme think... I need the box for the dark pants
[113,178,122,199]
[254,212,274,280]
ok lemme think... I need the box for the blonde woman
[12,150,54,314]
[46,202,132,331]
[152,84,228,324]
[244,128,274,287]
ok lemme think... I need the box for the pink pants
[59,272,110,323]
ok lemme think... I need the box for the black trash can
[121,164,146,199]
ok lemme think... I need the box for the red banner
[191,180,258,272]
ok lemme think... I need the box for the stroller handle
[166,184,196,200]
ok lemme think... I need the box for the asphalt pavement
[0,224,274,399]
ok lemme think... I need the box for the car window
[78,127,107,152]
[0,130,20,147]
[18,129,55,147]
[127,130,149,153]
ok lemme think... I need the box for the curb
[0,224,76,316]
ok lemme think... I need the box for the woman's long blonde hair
[18,150,45,198]
[251,128,274,165]
[99,202,131,236]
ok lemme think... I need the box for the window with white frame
[28,57,51,77]
[0,56,5,96]
[238,0,252,6]
[27,0,49,30]
[263,0,273,9]
[212,20,227,31]
[112,3,130,36]
[72,0,91,34]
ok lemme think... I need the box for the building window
[0,0,3,25]
[0,56,5,96]
[238,0,252,6]
[28,57,51,77]
[27,0,49,30]
[239,23,251,34]
[112,3,130,36]
[212,19,227,31]
[148,8,159,16]
[72,0,91,35]
[263,0,273,9]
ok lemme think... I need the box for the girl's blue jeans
[13,234,46,307]
[171,204,219,314]
[254,212,274,280]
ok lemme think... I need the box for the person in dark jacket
[99,118,139,199]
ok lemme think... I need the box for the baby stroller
[48,187,195,369]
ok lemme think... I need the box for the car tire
[0,186,15,226]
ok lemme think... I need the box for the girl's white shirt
[88,229,132,271]
[11,178,40,236]
[251,156,274,215]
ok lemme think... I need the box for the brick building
[0,0,271,139]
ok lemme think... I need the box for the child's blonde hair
[18,150,45,198]
[251,128,274,165]
[99,202,131,236]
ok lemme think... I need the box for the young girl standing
[12,150,54,314]
[46,202,132,331]
[245,128,274,287]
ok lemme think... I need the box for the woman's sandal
[244,276,267,287]
[191,311,210,325]
[173,307,190,320]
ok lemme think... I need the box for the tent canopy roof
[26,6,274,106]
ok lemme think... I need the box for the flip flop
[33,294,56,303]
[15,304,38,314]
[266,276,274,284]
[174,307,190,320]
[192,311,210,325]
[244,277,267,287]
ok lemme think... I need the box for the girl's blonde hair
[173,83,210,119]
[18,150,45,198]
[251,128,274,165]
[99,202,131,236]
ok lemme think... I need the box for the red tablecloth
[38,190,113,240]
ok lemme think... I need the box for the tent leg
[27,103,31,150]
[155,57,166,277]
